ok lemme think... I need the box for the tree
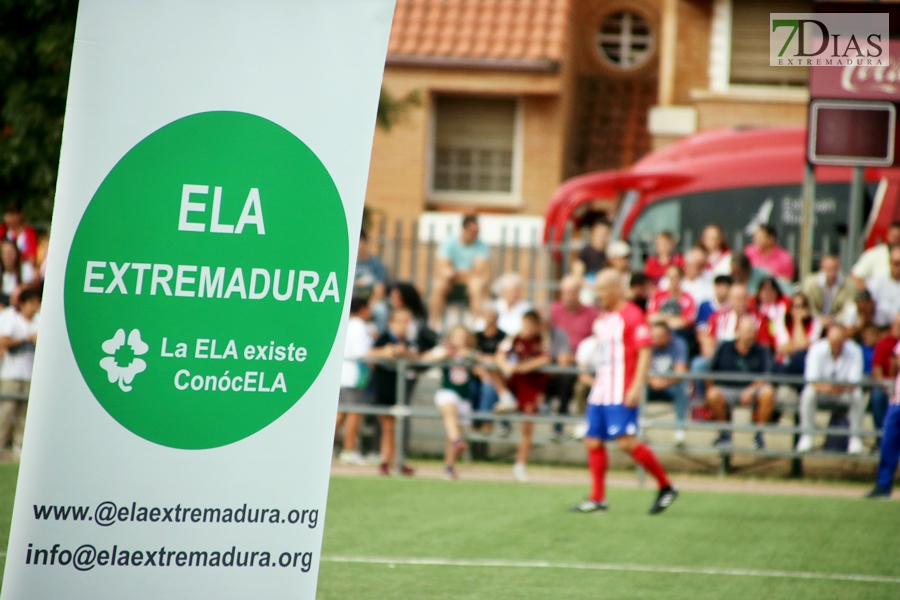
[0,0,77,222]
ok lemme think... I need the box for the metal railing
[337,358,888,475]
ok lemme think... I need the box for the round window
[596,11,654,69]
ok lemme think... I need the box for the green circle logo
[64,111,348,449]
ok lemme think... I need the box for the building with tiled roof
[365,0,814,221]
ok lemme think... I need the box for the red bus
[544,127,900,266]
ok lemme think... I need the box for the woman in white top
[700,224,733,278]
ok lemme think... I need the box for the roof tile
[388,0,569,64]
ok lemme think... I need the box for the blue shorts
[586,404,639,440]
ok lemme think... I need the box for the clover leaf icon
[99,329,149,392]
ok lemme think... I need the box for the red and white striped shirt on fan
[703,308,773,347]
[587,302,651,406]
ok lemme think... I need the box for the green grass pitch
[318,475,900,600]
[0,464,896,599]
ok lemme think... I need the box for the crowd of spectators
[336,213,900,478]
[0,202,45,462]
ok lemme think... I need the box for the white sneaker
[673,429,686,445]
[513,462,529,483]
[795,434,813,453]
[848,436,864,455]
[494,392,518,414]
[338,450,367,466]
[572,422,589,440]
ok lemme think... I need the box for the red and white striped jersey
[587,302,651,406]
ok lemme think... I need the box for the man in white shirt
[851,221,900,288]
[796,325,865,454]
[866,246,900,327]
[0,288,40,459]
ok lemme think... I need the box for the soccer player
[573,269,679,515]
[866,339,900,499]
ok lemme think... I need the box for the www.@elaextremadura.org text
[33,501,318,528]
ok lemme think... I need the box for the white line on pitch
[323,556,900,584]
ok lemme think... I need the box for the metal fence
[338,358,887,477]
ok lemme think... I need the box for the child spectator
[0,287,40,459]
[368,307,421,476]
[423,325,476,480]
[644,231,684,284]
[497,310,550,482]
[335,297,374,466]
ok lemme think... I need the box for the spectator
[629,272,653,312]
[0,287,40,459]
[801,255,857,325]
[705,315,775,449]
[731,252,790,296]
[368,307,421,476]
[335,297,374,466]
[744,223,795,281]
[471,303,507,428]
[867,246,900,328]
[692,283,772,399]
[700,224,732,277]
[696,275,732,329]
[423,325,475,480]
[0,202,37,267]
[644,231,684,284]
[648,322,690,444]
[606,240,633,290]
[0,240,34,309]
[869,312,900,439]
[647,264,697,335]
[354,230,389,330]
[497,310,550,483]
[774,293,822,374]
[851,221,900,289]
[493,273,532,336]
[796,326,865,455]
[549,276,599,439]
[661,246,713,306]
[699,283,773,357]
[839,289,877,340]
[430,215,490,328]
[388,282,435,350]
[572,220,610,283]
[752,276,790,338]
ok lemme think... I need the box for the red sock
[631,443,671,490]
[588,445,608,502]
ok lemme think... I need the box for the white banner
[1,1,395,598]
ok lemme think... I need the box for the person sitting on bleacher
[796,325,865,455]
[429,214,490,329]
[705,315,775,450]
[690,283,771,400]
[648,322,690,445]
[493,272,532,337]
